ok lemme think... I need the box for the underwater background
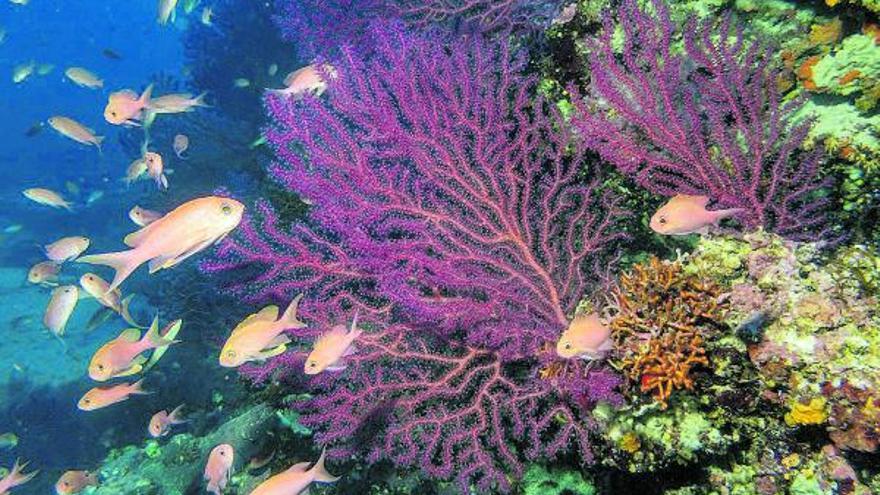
[0,0,879,494]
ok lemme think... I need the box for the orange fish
[87,317,178,381]
[79,273,141,328]
[649,194,744,236]
[47,116,104,151]
[304,312,362,375]
[28,260,60,286]
[78,379,149,411]
[172,134,189,158]
[149,92,208,114]
[45,236,90,263]
[78,196,244,293]
[55,470,98,494]
[0,459,37,494]
[555,312,613,360]
[104,84,153,126]
[124,158,148,185]
[148,404,186,437]
[269,64,336,99]
[23,188,73,211]
[128,205,162,227]
[44,285,78,337]
[249,448,339,495]
[64,67,103,89]
[219,294,306,367]
[204,444,234,495]
[157,0,179,25]
[144,151,168,189]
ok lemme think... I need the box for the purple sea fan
[390,0,567,33]
[569,0,832,240]
[206,22,628,493]
[264,23,627,359]
[273,0,386,59]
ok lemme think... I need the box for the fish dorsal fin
[119,328,142,342]
[112,89,138,101]
[285,462,311,474]
[253,305,280,322]
[313,326,345,353]
[232,306,279,335]
[124,220,163,248]
[687,194,710,207]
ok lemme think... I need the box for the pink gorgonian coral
[203,22,626,492]
[570,0,832,240]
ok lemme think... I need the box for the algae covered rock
[520,464,595,495]
[92,404,273,494]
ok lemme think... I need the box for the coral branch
[570,0,831,240]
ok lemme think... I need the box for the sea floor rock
[92,404,273,495]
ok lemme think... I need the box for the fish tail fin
[281,293,307,329]
[310,448,340,484]
[77,250,143,294]
[144,318,182,371]
[9,459,38,487]
[349,308,362,339]
[139,83,154,107]
[158,173,169,190]
[144,315,178,347]
[193,91,210,107]
[94,135,105,153]
[712,207,747,225]
[62,201,75,212]
[169,403,186,423]
[130,378,151,395]
[120,294,145,328]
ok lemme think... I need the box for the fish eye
[225,350,236,359]
[308,361,317,368]
[83,398,91,404]
[219,450,225,456]
[97,364,104,371]
[658,216,667,224]
[221,203,232,215]
[563,343,572,350]
[110,111,117,117]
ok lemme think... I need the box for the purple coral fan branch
[208,22,626,493]
[391,0,566,33]
[264,23,626,358]
[570,0,831,240]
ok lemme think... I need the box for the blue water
[0,2,267,493]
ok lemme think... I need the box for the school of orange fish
[3,0,736,493]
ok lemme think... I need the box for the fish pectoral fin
[255,344,287,361]
[148,238,215,273]
[341,343,357,358]
[266,334,291,348]
[324,360,348,372]
[114,364,143,378]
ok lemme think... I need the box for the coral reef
[569,0,831,240]
[610,257,727,409]
[92,404,273,494]
[690,232,880,458]
[204,22,627,493]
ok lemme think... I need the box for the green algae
[521,464,595,495]
[812,34,880,96]
[92,404,273,494]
